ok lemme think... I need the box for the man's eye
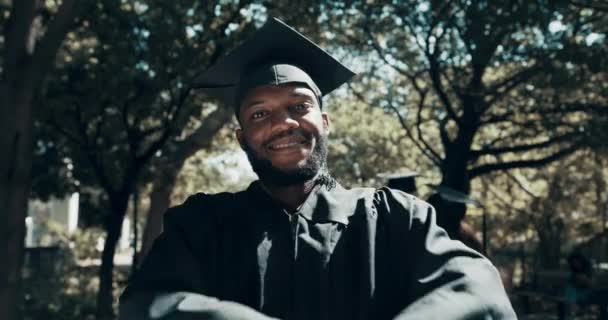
[293,104,310,112]
[251,111,268,120]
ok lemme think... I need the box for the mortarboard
[378,171,419,194]
[428,184,482,208]
[193,18,356,114]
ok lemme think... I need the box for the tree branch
[542,102,608,116]
[364,28,418,78]
[73,101,115,194]
[438,113,451,147]
[347,84,442,166]
[47,116,84,146]
[470,131,580,158]
[29,0,79,87]
[413,90,443,163]
[172,106,232,162]
[485,181,533,216]
[569,0,608,12]
[426,53,461,124]
[121,85,144,159]
[469,142,581,178]
[485,65,543,107]
[137,87,193,162]
[425,0,459,56]
[186,0,249,80]
[503,170,539,198]
[3,0,37,78]
[354,43,446,163]
[480,110,517,125]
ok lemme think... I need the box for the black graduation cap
[193,18,356,113]
[378,171,419,194]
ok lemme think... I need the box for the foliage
[325,93,437,191]
[470,150,608,268]
[1,1,80,319]
[31,1,262,317]
[37,0,250,198]
[22,225,126,320]
[171,121,256,204]
[324,0,608,194]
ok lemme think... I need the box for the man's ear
[322,112,331,134]
[235,128,245,150]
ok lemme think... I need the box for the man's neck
[260,176,319,213]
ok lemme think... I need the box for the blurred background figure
[564,251,594,318]
[426,186,484,253]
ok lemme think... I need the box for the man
[120,18,516,320]
[426,187,484,253]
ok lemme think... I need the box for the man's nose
[271,110,299,130]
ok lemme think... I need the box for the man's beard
[242,132,329,187]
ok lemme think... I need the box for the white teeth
[271,141,302,149]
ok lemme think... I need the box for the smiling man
[119,18,516,320]
[238,80,330,190]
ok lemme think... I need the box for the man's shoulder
[336,185,432,225]
[165,190,249,223]
[373,187,431,212]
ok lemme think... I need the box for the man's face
[236,83,330,186]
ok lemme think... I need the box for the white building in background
[26,193,80,248]
[26,192,134,269]
[26,192,132,250]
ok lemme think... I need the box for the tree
[37,1,254,318]
[139,107,231,261]
[325,94,433,189]
[327,0,608,232]
[170,124,256,204]
[468,147,608,270]
[0,1,79,319]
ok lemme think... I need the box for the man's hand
[149,292,279,320]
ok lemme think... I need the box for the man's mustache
[263,129,312,148]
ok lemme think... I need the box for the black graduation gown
[119,181,516,320]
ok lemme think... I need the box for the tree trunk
[139,107,232,262]
[0,85,34,320]
[440,124,476,194]
[96,195,129,320]
[0,3,41,320]
[594,154,606,231]
[139,161,182,261]
[435,130,476,241]
[440,157,471,194]
[536,227,563,269]
[1,2,77,319]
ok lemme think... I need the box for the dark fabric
[235,64,322,112]
[120,181,516,320]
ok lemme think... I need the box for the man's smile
[268,141,307,150]
[264,133,310,152]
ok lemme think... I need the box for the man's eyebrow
[289,91,315,99]
[242,100,266,110]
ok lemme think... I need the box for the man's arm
[119,195,277,320]
[378,189,517,320]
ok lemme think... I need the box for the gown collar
[246,180,373,225]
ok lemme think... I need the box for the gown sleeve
[375,188,517,320]
[118,194,277,320]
